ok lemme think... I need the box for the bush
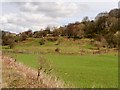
[2,35,15,49]
[39,38,45,45]
[55,48,60,53]
[38,56,53,75]
[20,33,28,41]
[94,41,102,49]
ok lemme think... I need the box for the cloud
[1,2,117,33]
[2,23,28,33]
[21,2,89,18]
[1,2,90,33]
[1,11,61,33]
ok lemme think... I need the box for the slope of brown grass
[2,54,64,88]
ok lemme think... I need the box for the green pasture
[8,53,118,88]
[46,54,118,88]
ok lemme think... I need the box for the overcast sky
[0,0,119,33]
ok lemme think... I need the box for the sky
[0,0,119,33]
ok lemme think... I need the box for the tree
[19,33,28,41]
[109,9,120,18]
[84,21,96,38]
[82,16,90,23]
[24,29,33,37]
[44,26,51,34]
[33,31,43,38]
[95,12,108,20]
[95,16,108,34]
[52,27,62,37]
[2,34,15,48]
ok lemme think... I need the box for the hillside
[1,8,119,88]
[2,37,118,88]
[2,54,65,88]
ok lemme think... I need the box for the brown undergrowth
[1,54,65,88]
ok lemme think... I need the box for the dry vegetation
[1,54,65,88]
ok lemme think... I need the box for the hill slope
[2,54,64,88]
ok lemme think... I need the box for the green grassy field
[3,38,118,88]
[46,54,118,88]
[8,53,118,88]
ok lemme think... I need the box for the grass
[9,53,39,69]
[45,54,118,88]
[3,38,118,88]
[7,53,118,88]
[12,38,95,54]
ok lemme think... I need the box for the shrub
[2,35,15,48]
[94,41,102,49]
[38,56,53,75]
[55,48,60,53]
[19,33,28,41]
[39,38,45,45]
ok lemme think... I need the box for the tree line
[1,8,120,48]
